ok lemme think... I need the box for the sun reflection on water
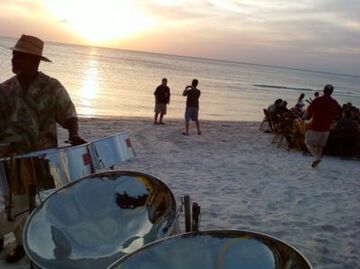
[78,55,100,117]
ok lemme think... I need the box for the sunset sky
[0,0,359,75]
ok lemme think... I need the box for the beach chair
[271,115,285,145]
[261,109,278,133]
[275,118,304,151]
[259,109,268,131]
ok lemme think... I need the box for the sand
[1,117,359,269]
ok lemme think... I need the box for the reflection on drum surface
[24,171,176,269]
[108,230,312,269]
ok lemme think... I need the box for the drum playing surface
[23,171,177,269]
[108,230,312,269]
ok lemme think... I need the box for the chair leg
[271,134,278,144]
[277,135,285,148]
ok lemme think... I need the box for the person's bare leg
[154,112,159,124]
[306,143,317,158]
[183,121,189,135]
[306,143,322,167]
[311,146,323,160]
[195,120,201,134]
[159,112,165,124]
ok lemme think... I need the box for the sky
[0,0,359,75]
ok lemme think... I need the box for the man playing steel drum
[0,34,86,263]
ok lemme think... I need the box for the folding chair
[261,109,278,133]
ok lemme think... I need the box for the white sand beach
[1,117,359,269]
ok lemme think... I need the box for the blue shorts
[185,106,199,122]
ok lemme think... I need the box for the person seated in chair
[278,101,290,115]
[267,98,283,115]
[350,107,360,123]
[278,100,298,119]
[335,109,360,157]
[306,91,320,104]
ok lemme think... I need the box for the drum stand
[182,195,201,232]
[5,185,37,268]
[28,185,38,269]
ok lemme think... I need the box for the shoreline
[76,115,262,123]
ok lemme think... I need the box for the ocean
[1,36,360,121]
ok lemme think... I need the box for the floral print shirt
[0,72,77,154]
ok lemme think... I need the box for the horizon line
[1,34,360,79]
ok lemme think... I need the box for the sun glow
[45,0,154,44]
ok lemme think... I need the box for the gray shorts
[154,102,167,114]
[185,106,199,122]
[305,130,330,147]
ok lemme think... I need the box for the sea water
[1,36,359,121]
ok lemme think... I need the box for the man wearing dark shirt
[303,84,340,167]
[154,78,170,124]
[182,79,201,135]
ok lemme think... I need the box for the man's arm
[63,117,87,145]
[53,81,87,146]
[63,117,78,136]
[167,88,171,104]
[183,86,191,96]
[154,87,159,103]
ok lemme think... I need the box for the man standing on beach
[154,78,170,124]
[0,34,86,263]
[303,84,340,167]
[182,79,201,135]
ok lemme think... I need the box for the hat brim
[11,47,52,62]
[0,45,52,62]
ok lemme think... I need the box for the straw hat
[10,34,51,62]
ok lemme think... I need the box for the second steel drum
[23,171,177,269]
[88,133,135,171]
[107,230,312,269]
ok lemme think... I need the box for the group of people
[266,91,321,120]
[153,78,202,135]
[265,86,360,167]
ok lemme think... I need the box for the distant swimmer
[154,78,170,125]
[182,79,201,135]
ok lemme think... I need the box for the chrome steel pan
[88,133,135,171]
[23,170,177,269]
[108,230,312,269]
[0,132,135,191]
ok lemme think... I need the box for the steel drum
[88,133,135,171]
[0,133,135,219]
[0,132,135,189]
[107,230,312,269]
[23,170,177,269]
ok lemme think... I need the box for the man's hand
[67,135,87,146]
